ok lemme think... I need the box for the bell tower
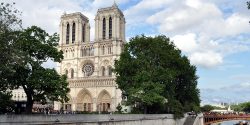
[94,3,125,41]
[59,12,90,45]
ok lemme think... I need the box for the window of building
[71,69,74,78]
[101,66,105,76]
[90,47,94,56]
[108,66,112,76]
[65,70,68,78]
[66,23,70,44]
[109,17,112,39]
[102,18,106,39]
[72,22,75,43]
[102,46,105,55]
[108,46,112,54]
[82,24,85,42]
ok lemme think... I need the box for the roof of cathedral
[97,3,124,16]
[61,12,89,21]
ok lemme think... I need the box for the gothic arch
[109,16,112,39]
[102,17,106,39]
[72,22,76,43]
[97,90,112,112]
[70,68,74,78]
[82,23,85,42]
[101,66,105,76]
[76,89,93,112]
[66,23,70,44]
[65,69,68,78]
[101,59,110,66]
[108,66,112,76]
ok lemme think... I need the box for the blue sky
[4,0,250,105]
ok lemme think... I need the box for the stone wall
[0,114,187,125]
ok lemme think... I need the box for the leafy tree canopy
[0,91,14,114]
[11,26,69,113]
[0,2,69,114]
[0,2,22,92]
[114,35,200,117]
[200,105,215,112]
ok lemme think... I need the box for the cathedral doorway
[97,90,112,112]
[76,89,93,112]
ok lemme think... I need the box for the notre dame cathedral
[55,3,126,112]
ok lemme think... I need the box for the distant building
[11,88,27,102]
[211,105,234,113]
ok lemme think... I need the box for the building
[55,3,126,112]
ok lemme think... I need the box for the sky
[3,0,250,105]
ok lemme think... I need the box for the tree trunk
[25,94,33,114]
[144,106,147,114]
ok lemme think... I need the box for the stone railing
[68,77,117,88]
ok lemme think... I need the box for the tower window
[72,22,75,43]
[82,24,85,42]
[66,23,70,44]
[109,17,112,39]
[102,18,106,39]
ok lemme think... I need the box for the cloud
[124,0,174,26]
[201,82,250,104]
[145,0,250,68]
[172,33,198,53]
[189,52,223,68]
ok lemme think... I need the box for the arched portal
[97,90,111,112]
[76,89,93,112]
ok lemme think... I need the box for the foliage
[232,102,250,112]
[10,26,69,113]
[200,105,215,112]
[116,103,122,113]
[0,2,22,92]
[0,91,14,114]
[0,2,69,114]
[114,35,200,118]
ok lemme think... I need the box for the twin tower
[56,3,126,112]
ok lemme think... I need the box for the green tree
[200,105,214,112]
[10,26,70,113]
[0,2,69,114]
[0,92,14,114]
[0,2,22,92]
[242,102,250,113]
[114,35,200,117]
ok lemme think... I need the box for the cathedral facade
[55,3,125,112]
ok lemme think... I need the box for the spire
[112,0,118,8]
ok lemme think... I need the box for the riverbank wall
[0,114,188,125]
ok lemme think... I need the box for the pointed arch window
[82,24,85,42]
[109,17,112,39]
[101,66,105,76]
[108,66,112,76]
[102,18,106,39]
[72,22,75,43]
[66,23,70,44]
[65,70,68,78]
[71,69,74,78]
